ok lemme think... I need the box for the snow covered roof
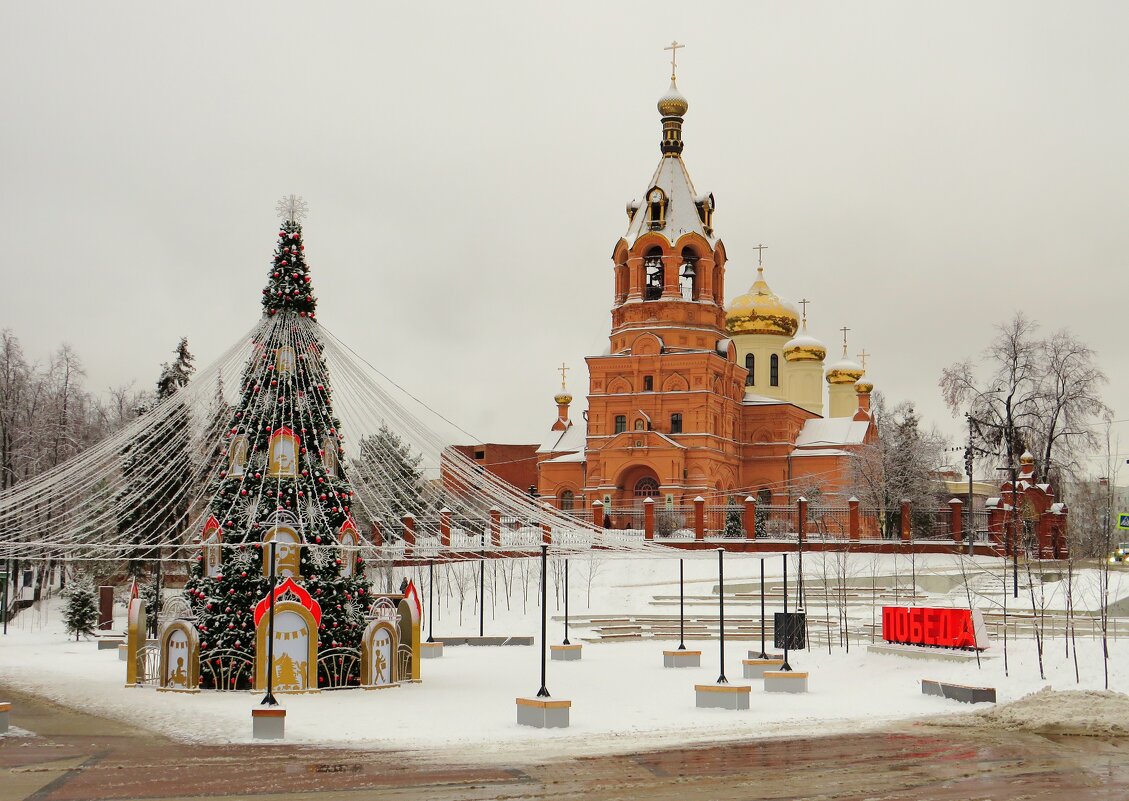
[624,155,713,248]
[789,448,851,457]
[794,417,870,448]
[544,451,586,464]
[741,393,789,405]
[537,420,585,454]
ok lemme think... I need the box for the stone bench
[742,658,784,679]
[764,671,808,693]
[420,641,444,659]
[97,638,124,650]
[516,697,570,728]
[0,701,10,734]
[695,683,751,710]
[251,707,285,740]
[551,643,582,661]
[663,649,701,668]
[921,679,996,704]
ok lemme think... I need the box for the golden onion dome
[1019,451,1035,465]
[783,322,827,363]
[657,79,689,117]
[554,390,573,405]
[726,267,800,337]
[826,353,865,385]
[854,378,874,394]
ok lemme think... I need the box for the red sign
[881,606,984,650]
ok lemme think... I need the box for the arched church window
[670,413,682,434]
[679,247,699,300]
[745,354,755,387]
[757,488,773,507]
[614,415,627,434]
[644,247,664,300]
[634,477,660,498]
[560,490,575,512]
[643,375,654,391]
[770,354,780,387]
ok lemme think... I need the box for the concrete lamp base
[117,644,129,662]
[664,650,702,668]
[695,683,751,710]
[516,697,571,728]
[742,658,784,679]
[97,638,124,651]
[420,641,444,659]
[251,707,285,740]
[764,671,809,693]
[747,651,783,660]
[0,702,10,734]
[550,643,582,661]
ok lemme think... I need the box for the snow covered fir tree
[63,572,98,641]
[184,199,370,690]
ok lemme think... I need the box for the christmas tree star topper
[276,194,309,224]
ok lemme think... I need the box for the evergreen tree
[352,422,428,532]
[117,338,196,576]
[724,497,744,537]
[63,571,98,641]
[142,574,161,637]
[184,211,368,690]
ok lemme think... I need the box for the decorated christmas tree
[185,197,369,690]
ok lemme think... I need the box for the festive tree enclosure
[183,198,375,691]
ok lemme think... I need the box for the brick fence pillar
[949,498,963,543]
[797,497,808,544]
[848,497,860,541]
[900,500,912,542]
[693,497,705,541]
[744,496,757,540]
[439,508,451,548]
[644,497,655,540]
[489,507,501,547]
[402,514,416,548]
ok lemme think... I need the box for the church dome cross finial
[657,41,689,155]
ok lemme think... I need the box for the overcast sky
[2,2,1126,470]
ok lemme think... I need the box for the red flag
[404,579,423,623]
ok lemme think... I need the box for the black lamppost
[562,558,570,645]
[536,544,550,698]
[716,548,727,684]
[261,541,279,707]
[756,556,768,660]
[427,560,435,643]
[781,553,793,672]
[677,558,685,651]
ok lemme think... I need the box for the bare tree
[850,393,946,539]
[941,314,1110,487]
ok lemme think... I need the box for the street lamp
[995,465,1020,599]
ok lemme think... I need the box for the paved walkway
[2,684,1127,800]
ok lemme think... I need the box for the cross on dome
[558,362,570,390]
[664,40,684,80]
[839,326,851,356]
[753,243,768,267]
[798,298,810,322]
[857,349,870,369]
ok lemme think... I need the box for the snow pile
[952,687,1129,737]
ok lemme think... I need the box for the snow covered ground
[0,552,1125,762]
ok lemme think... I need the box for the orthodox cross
[664,41,684,80]
[839,326,850,355]
[276,194,308,223]
[857,349,870,370]
[798,297,810,321]
[558,362,570,390]
[753,243,768,266]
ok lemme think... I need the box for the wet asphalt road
[2,684,1127,801]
